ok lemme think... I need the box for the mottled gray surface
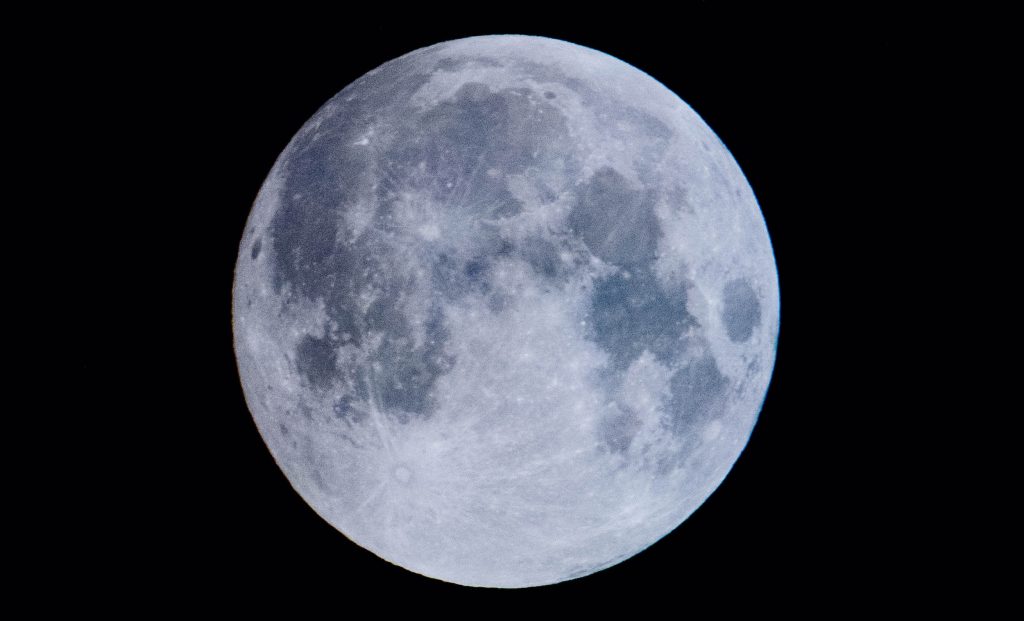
[233,35,779,588]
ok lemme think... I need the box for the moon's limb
[233,35,779,588]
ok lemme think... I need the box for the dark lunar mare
[721,278,761,343]
[266,61,586,423]
[368,305,454,422]
[267,58,445,419]
[269,60,434,300]
[587,267,696,370]
[665,354,728,444]
[294,334,337,390]
[567,166,661,267]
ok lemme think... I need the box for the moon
[233,35,779,588]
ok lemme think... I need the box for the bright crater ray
[233,35,780,588]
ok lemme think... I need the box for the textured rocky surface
[233,35,779,588]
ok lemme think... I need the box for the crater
[250,238,261,261]
[587,268,696,369]
[332,395,367,425]
[721,278,761,343]
[392,464,412,484]
[567,167,661,267]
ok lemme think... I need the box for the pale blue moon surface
[233,35,779,588]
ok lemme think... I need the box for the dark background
[64,7,942,610]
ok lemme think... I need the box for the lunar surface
[233,35,779,588]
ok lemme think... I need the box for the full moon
[233,35,779,588]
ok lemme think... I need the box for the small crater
[703,419,723,443]
[464,259,487,280]
[544,91,556,99]
[433,253,493,297]
[392,464,412,484]
[332,395,367,424]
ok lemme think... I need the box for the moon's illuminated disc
[233,35,779,588]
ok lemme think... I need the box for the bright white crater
[233,35,779,588]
